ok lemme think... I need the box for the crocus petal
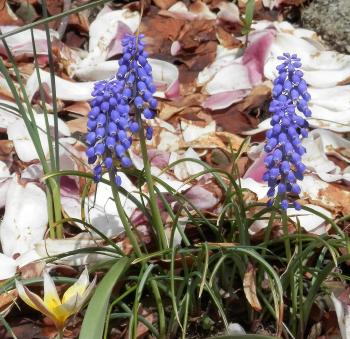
[16,280,57,324]
[62,267,89,304]
[43,271,61,311]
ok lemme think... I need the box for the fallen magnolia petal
[169,147,204,181]
[0,177,48,257]
[0,26,59,58]
[34,238,113,265]
[197,46,240,86]
[299,175,350,214]
[310,129,350,163]
[73,59,179,99]
[216,1,241,24]
[249,204,332,236]
[241,118,271,135]
[164,1,216,20]
[287,205,332,235]
[309,86,350,112]
[76,8,140,69]
[243,29,276,86]
[180,120,216,143]
[204,63,252,95]
[202,89,249,110]
[7,112,71,162]
[184,183,221,210]
[0,253,17,280]
[26,69,94,103]
[85,172,139,237]
[0,99,19,130]
[243,155,266,183]
[240,177,269,200]
[307,103,350,132]
[331,291,350,339]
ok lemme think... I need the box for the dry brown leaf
[243,262,262,312]
[0,0,22,25]
[66,116,87,134]
[64,101,90,116]
[0,289,17,316]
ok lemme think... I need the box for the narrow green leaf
[79,257,132,339]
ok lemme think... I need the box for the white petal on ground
[0,99,19,130]
[7,113,70,162]
[85,172,139,237]
[0,177,47,257]
[169,148,204,181]
[35,238,112,266]
[240,178,269,200]
[0,26,59,57]
[287,205,332,235]
[0,253,17,280]
[75,8,140,70]
[204,63,252,95]
[331,292,350,339]
[180,120,216,143]
[197,46,240,86]
[26,69,94,102]
[74,59,179,99]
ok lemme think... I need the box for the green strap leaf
[79,257,132,339]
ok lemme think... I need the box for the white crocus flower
[15,267,96,330]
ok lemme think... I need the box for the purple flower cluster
[263,53,311,210]
[86,34,157,185]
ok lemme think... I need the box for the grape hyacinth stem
[108,170,142,258]
[137,113,168,251]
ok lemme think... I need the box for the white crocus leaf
[0,253,17,280]
[180,120,216,143]
[170,148,204,181]
[204,63,252,95]
[0,177,47,257]
[0,26,59,57]
[85,172,139,237]
[35,238,112,265]
[7,113,70,162]
[331,292,350,339]
[74,59,179,99]
[26,69,94,103]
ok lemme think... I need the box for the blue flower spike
[86,34,157,184]
[264,53,311,210]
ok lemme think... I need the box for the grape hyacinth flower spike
[85,34,157,186]
[263,53,311,210]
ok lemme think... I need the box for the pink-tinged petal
[170,41,181,56]
[243,155,266,183]
[243,29,276,86]
[0,26,58,58]
[203,89,250,110]
[106,21,132,59]
[184,184,220,210]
